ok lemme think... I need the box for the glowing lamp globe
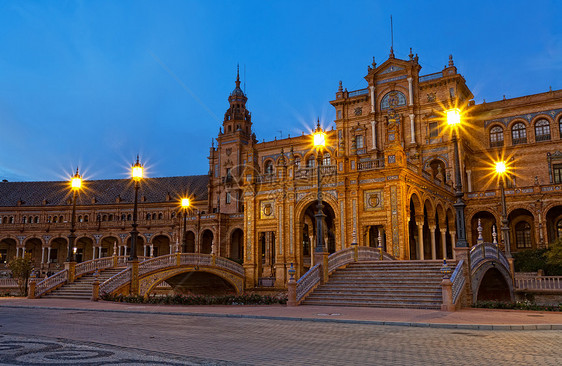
[132,162,143,181]
[495,161,507,175]
[71,171,82,190]
[313,131,326,148]
[446,108,461,126]
[181,198,191,208]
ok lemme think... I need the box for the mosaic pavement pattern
[0,333,244,366]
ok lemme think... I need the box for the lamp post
[446,109,468,248]
[312,121,327,256]
[129,156,143,261]
[66,168,82,262]
[181,198,191,253]
[495,161,512,258]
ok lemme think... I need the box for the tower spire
[236,64,241,88]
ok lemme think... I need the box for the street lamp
[181,198,191,253]
[129,156,143,261]
[312,120,327,256]
[67,168,82,262]
[495,161,512,258]
[446,108,468,248]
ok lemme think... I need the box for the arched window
[121,214,126,221]
[78,216,83,223]
[559,117,562,137]
[322,152,331,166]
[152,213,157,220]
[381,91,407,110]
[22,216,27,224]
[535,119,551,141]
[306,156,315,168]
[59,215,63,222]
[489,126,504,147]
[171,212,176,219]
[34,216,39,223]
[108,214,114,221]
[53,216,58,223]
[10,216,14,224]
[511,122,527,145]
[102,215,107,222]
[264,160,274,175]
[557,219,562,239]
[84,215,89,222]
[146,213,151,220]
[515,221,532,249]
[158,213,163,220]
[294,156,301,169]
[127,214,132,221]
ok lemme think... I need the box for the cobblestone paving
[1,307,561,365]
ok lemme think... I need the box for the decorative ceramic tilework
[289,206,294,254]
[340,200,345,247]
[278,205,283,254]
[390,185,399,256]
[352,199,357,241]
[260,200,275,219]
[484,108,562,128]
[364,189,383,211]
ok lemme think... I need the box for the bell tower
[208,66,255,214]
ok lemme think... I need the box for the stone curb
[2,304,561,331]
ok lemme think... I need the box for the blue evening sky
[0,0,561,182]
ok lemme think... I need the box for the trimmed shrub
[101,293,288,305]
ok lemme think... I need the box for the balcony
[357,158,385,171]
[535,134,551,142]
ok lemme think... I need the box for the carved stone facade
[1,52,562,291]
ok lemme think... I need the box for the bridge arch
[472,264,514,303]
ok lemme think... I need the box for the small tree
[7,254,34,296]
[546,237,562,267]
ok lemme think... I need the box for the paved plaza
[0,301,561,365]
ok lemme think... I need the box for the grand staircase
[302,261,449,309]
[42,267,125,300]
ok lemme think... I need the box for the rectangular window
[429,122,439,138]
[226,192,231,204]
[337,110,342,119]
[554,164,562,184]
[356,135,364,149]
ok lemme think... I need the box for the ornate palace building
[1,51,562,291]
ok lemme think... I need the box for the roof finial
[338,80,343,92]
[409,48,413,60]
[449,54,454,67]
[236,64,241,88]
[372,56,376,68]
[136,154,139,164]
[389,15,394,58]
[389,46,395,59]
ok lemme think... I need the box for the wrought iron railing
[34,269,68,297]
[450,260,465,304]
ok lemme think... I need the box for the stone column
[450,231,457,260]
[416,220,424,260]
[440,228,448,259]
[47,247,52,263]
[92,246,96,260]
[143,245,147,257]
[409,114,416,144]
[429,225,437,260]
[369,85,375,113]
[41,247,45,264]
[98,246,102,258]
[407,77,414,106]
[150,244,154,257]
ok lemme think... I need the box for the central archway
[297,199,337,274]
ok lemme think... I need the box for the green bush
[101,293,288,305]
[474,300,561,312]
[513,241,562,276]
[7,254,34,296]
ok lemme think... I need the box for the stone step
[302,298,442,309]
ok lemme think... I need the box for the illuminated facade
[1,52,562,290]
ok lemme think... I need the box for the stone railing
[515,275,562,291]
[470,242,509,274]
[180,253,212,267]
[357,158,385,171]
[214,256,245,276]
[348,88,369,97]
[100,268,131,295]
[75,257,116,278]
[327,247,355,273]
[138,254,177,276]
[357,246,395,261]
[0,278,18,288]
[296,263,321,303]
[450,260,466,304]
[34,269,68,298]
[419,72,442,82]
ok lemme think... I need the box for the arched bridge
[469,242,514,303]
[100,254,245,297]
